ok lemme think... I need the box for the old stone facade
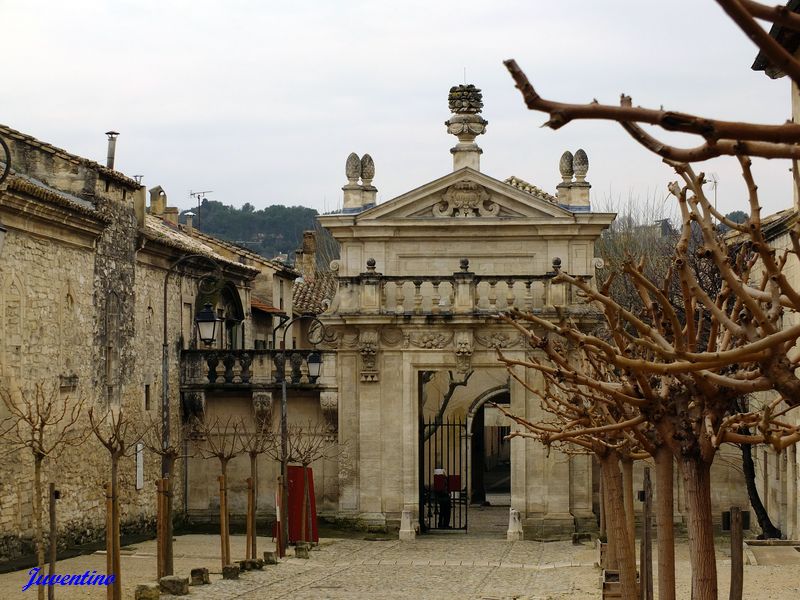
[317,85,749,537]
[0,125,260,561]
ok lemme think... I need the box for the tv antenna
[705,173,719,215]
[189,189,213,228]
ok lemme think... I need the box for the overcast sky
[2,1,794,218]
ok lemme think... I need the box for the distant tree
[183,201,319,261]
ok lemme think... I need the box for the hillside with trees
[181,199,319,261]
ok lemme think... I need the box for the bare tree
[498,5,800,598]
[134,413,192,577]
[0,383,84,600]
[239,411,277,559]
[88,406,143,600]
[190,415,245,568]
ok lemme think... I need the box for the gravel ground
[1,533,799,599]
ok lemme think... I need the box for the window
[144,384,151,410]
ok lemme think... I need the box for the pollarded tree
[190,415,245,568]
[0,383,84,600]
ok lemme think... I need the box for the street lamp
[273,314,329,554]
[159,254,222,576]
[306,352,322,384]
[194,303,219,345]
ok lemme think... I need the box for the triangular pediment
[355,168,573,222]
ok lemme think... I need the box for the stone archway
[466,386,510,506]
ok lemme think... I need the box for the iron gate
[419,416,468,532]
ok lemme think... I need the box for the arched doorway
[467,387,511,506]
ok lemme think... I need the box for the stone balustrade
[334,258,587,316]
[181,349,322,387]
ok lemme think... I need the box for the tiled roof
[251,296,285,315]
[142,215,261,274]
[725,208,798,244]
[4,173,110,222]
[504,176,558,204]
[0,124,141,189]
[292,271,337,315]
[185,226,299,275]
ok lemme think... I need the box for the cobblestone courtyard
[1,513,800,599]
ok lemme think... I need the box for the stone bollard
[190,567,210,585]
[134,583,160,600]
[222,564,240,580]
[399,509,416,541]
[253,558,265,570]
[159,575,189,596]
[264,550,278,565]
[506,508,524,541]
[295,544,310,559]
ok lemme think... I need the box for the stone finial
[448,84,484,114]
[459,258,470,272]
[366,258,376,273]
[345,152,361,184]
[361,154,375,184]
[360,154,377,208]
[559,151,574,182]
[446,83,487,171]
[573,149,589,182]
[552,257,562,272]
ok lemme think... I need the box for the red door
[287,465,318,543]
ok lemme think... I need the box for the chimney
[301,230,317,279]
[105,131,119,169]
[446,84,487,171]
[164,206,179,226]
[342,152,364,213]
[184,211,195,231]
[148,185,165,216]
[134,185,146,228]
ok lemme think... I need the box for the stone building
[317,85,748,537]
[748,2,800,540]
[0,125,262,560]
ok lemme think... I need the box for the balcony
[181,348,322,390]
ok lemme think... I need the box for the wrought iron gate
[420,416,468,532]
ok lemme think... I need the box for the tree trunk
[111,456,121,600]
[48,483,56,600]
[33,456,45,600]
[250,453,258,559]
[681,457,718,600]
[164,457,174,576]
[219,460,231,566]
[603,469,618,570]
[654,446,676,600]
[740,442,781,539]
[622,457,636,553]
[601,453,638,600]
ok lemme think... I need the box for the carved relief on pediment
[433,182,499,218]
